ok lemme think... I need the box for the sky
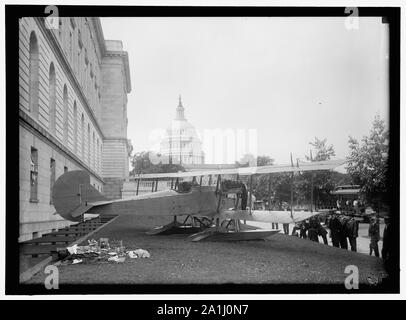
[100,17,389,165]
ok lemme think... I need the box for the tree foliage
[251,138,343,208]
[127,139,134,158]
[236,154,274,168]
[306,137,335,161]
[346,115,389,202]
[130,151,184,175]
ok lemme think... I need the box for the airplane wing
[133,159,347,179]
[221,209,320,224]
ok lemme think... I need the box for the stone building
[159,96,205,165]
[19,17,131,242]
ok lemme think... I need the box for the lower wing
[221,209,320,224]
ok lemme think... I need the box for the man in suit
[382,216,393,265]
[316,218,328,245]
[347,216,359,252]
[368,216,380,257]
[328,212,342,247]
[339,215,349,249]
[240,183,248,210]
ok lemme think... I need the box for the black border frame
[5,5,400,295]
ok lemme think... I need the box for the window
[73,101,78,152]
[87,124,90,164]
[48,63,56,134]
[92,132,95,169]
[30,147,38,202]
[58,19,62,38]
[28,31,39,117]
[96,139,99,172]
[81,114,85,158]
[64,166,68,173]
[32,232,39,239]
[100,144,102,171]
[69,29,73,61]
[77,47,82,82]
[50,158,56,204]
[63,85,68,143]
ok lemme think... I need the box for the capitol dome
[160,96,204,165]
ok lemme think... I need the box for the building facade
[19,17,131,242]
[159,96,204,165]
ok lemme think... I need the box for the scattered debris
[67,244,78,255]
[99,238,110,249]
[108,255,126,263]
[127,251,138,259]
[72,259,83,264]
[128,249,151,258]
[57,239,150,265]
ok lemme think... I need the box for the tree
[127,139,134,158]
[306,137,335,161]
[236,154,274,168]
[346,115,389,204]
[245,155,275,200]
[257,155,274,167]
[130,151,184,175]
[235,154,256,167]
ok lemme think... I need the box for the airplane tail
[52,170,108,221]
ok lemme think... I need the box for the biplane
[52,159,346,241]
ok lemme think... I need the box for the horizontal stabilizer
[70,203,95,218]
[52,170,108,221]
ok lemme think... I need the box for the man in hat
[368,216,380,257]
[339,215,349,249]
[240,183,248,210]
[316,217,328,245]
[382,216,393,264]
[347,216,359,252]
[308,217,319,242]
[328,212,342,248]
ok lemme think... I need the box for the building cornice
[105,50,131,94]
[19,109,104,184]
[34,17,105,140]
[92,17,107,56]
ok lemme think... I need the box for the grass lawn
[27,215,387,290]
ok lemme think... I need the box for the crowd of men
[287,212,392,263]
[290,216,332,247]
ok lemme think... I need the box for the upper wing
[133,159,347,179]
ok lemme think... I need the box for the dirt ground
[26,214,387,290]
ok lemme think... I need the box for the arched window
[92,132,95,169]
[81,114,85,158]
[96,139,99,172]
[100,143,103,173]
[48,63,56,133]
[73,101,78,152]
[29,31,39,117]
[63,85,68,143]
[87,124,90,164]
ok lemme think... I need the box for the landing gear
[187,218,279,242]
[146,215,213,235]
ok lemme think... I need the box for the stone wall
[18,17,131,242]
[19,125,103,242]
[103,178,124,200]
